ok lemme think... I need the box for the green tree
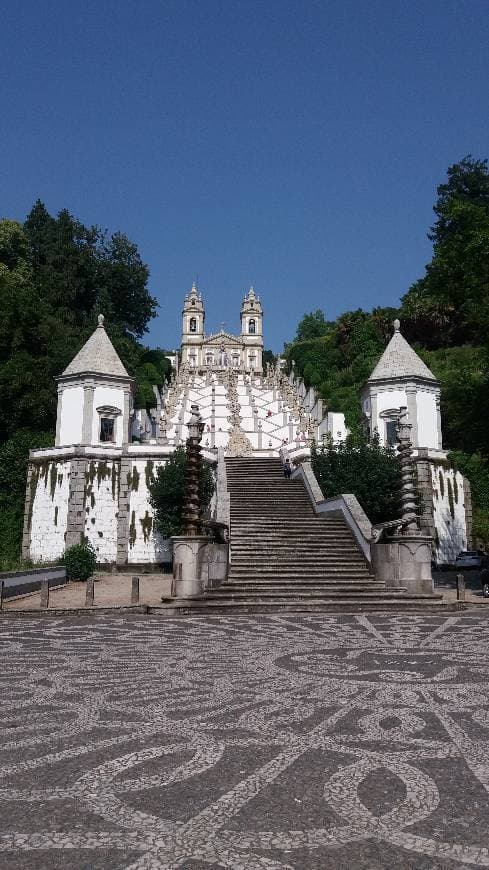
[0,203,160,442]
[311,434,402,524]
[449,451,489,548]
[0,430,53,567]
[148,448,215,537]
[401,156,489,345]
[294,309,330,341]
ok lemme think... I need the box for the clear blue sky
[2,0,488,352]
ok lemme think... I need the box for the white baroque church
[181,283,264,373]
[22,285,472,569]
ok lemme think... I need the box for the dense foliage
[0,431,53,568]
[0,201,169,567]
[62,542,97,582]
[148,448,215,538]
[287,156,489,541]
[311,435,402,524]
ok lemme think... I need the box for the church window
[189,317,197,333]
[100,417,115,443]
[249,318,256,334]
[385,421,398,447]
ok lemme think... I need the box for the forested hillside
[0,202,170,567]
[285,157,489,543]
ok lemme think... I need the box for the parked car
[454,550,482,569]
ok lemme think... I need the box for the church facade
[181,284,264,373]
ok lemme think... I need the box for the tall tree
[0,203,160,442]
[294,309,330,341]
[401,156,489,345]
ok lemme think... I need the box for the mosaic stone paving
[1,612,489,869]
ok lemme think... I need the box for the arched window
[249,318,256,334]
[189,317,197,333]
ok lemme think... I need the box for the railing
[291,461,373,563]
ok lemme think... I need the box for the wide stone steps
[225,457,376,597]
[167,455,444,612]
[158,594,444,614]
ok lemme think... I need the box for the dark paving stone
[0,612,488,868]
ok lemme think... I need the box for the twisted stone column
[182,403,204,536]
[395,408,419,535]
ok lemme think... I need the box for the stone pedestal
[204,541,229,589]
[170,535,230,598]
[171,536,209,597]
[372,535,433,595]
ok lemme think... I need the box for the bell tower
[181,283,205,368]
[240,286,263,373]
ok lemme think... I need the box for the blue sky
[1,0,488,352]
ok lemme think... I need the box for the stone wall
[26,460,71,561]
[431,464,468,564]
[126,458,171,564]
[82,459,119,563]
[23,448,221,567]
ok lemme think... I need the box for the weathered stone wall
[431,464,468,564]
[82,459,119,563]
[27,460,71,562]
[126,458,171,564]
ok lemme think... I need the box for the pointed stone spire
[367,319,437,383]
[61,314,130,379]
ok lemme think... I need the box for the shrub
[62,542,97,581]
[148,447,215,538]
[312,433,402,524]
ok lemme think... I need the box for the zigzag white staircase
[161,368,311,455]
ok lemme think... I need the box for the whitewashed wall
[432,465,467,564]
[59,387,83,446]
[91,386,125,446]
[83,459,119,563]
[374,389,407,444]
[29,460,71,561]
[416,391,439,450]
[127,458,171,564]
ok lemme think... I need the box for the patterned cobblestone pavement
[1,612,489,869]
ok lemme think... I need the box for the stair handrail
[291,461,373,563]
[216,447,231,533]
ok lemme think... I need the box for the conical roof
[61,315,130,379]
[368,320,437,383]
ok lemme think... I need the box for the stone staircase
[160,457,444,612]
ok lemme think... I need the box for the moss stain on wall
[447,478,455,519]
[96,461,111,487]
[129,511,137,548]
[145,460,154,489]
[111,462,119,501]
[139,511,153,542]
[131,466,140,491]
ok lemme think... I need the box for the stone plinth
[171,536,229,598]
[203,541,229,589]
[372,535,433,595]
[171,536,210,597]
